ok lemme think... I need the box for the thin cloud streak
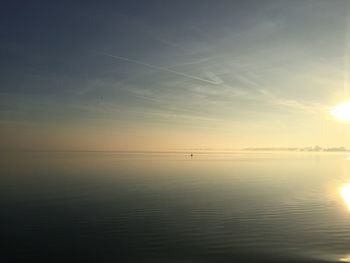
[95,51,222,85]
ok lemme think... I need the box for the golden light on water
[340,183,350,210]
[340,255,350,262]
[330,102,350,122]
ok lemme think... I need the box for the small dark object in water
[190,153,193,158]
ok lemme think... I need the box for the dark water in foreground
[2,151,350,262]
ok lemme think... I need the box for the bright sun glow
[340,183,350,210]
[330,102,350,121]
[340,256,350,262]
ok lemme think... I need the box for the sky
[1,0,350,151]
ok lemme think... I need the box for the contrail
[95,51,221,85]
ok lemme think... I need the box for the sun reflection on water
[340,255,350,262]
[340,183,350,211]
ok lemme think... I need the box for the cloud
[95,51,223,85]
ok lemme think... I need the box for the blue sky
[1,0,350,150]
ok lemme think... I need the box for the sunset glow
[4,1,350,263]
[331,103,350,122]
[340,183,350,211]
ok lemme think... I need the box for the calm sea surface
[2,151,350,262]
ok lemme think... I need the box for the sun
[330,102,350,122]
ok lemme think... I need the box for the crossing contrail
[95,51,221,85]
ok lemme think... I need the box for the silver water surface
[1,151,350,262]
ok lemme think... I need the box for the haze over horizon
[2,0,350,151]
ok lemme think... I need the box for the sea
[2,151,350,262]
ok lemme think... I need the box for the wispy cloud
[95,51,223,85]
[258,89,324,114]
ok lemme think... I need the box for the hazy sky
[1,0,350,151]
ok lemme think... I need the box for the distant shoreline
[1,148,350,154]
